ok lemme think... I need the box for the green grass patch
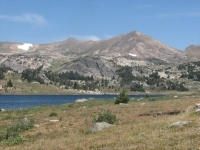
[49,112,57,117]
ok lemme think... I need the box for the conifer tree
[7,79,13,87]
[115,89,129,104]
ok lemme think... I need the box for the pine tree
[115,89,129,104]
[7,79,13,87]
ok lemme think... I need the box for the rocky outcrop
[61,56,117,79]
[0,55,52,73]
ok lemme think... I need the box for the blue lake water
[0,94,163,110]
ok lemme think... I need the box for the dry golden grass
[0,95,200,150]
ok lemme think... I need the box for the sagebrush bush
[49,112,57,117]
[115,89,129,104]
[93,109,117,124]
[0,118,34,145]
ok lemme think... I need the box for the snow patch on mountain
[129,53,137,57]
[17,43,33,51]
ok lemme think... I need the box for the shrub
[49,112,57,117]
[93,109,117,124]
[6,118,34,134]
[4,133,26,145]
[115,89,129,104]
[0,118,34,145]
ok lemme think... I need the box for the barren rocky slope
[185,45,200,58]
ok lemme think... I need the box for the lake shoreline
[0,94,164,110]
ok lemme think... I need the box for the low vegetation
[0,117,34,145]
[93,109,117,124]
[0,94,200,149]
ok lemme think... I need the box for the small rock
[49,120,59,122]
[91,122,115,132]
[174,96,177,98]
[195,109,200,113]
[34,124,39,127]
[153,112,162,117]
[169,121,189,127]
[119,103,128,106]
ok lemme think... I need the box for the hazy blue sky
[0,0,199,50]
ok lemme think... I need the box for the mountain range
[0,30,199,79]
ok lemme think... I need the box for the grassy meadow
[0,94,200,150]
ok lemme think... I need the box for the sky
[0,0,199,50]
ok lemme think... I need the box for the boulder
[75,98,88,103]
[0,109,6,112]
[91,122,115,132]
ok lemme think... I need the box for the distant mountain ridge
[0,30,197,78]
[32,31,187,63]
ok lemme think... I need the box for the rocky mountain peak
[185,44,200,58]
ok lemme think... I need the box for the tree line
[21,66,44,84]
[116,66,188,92]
